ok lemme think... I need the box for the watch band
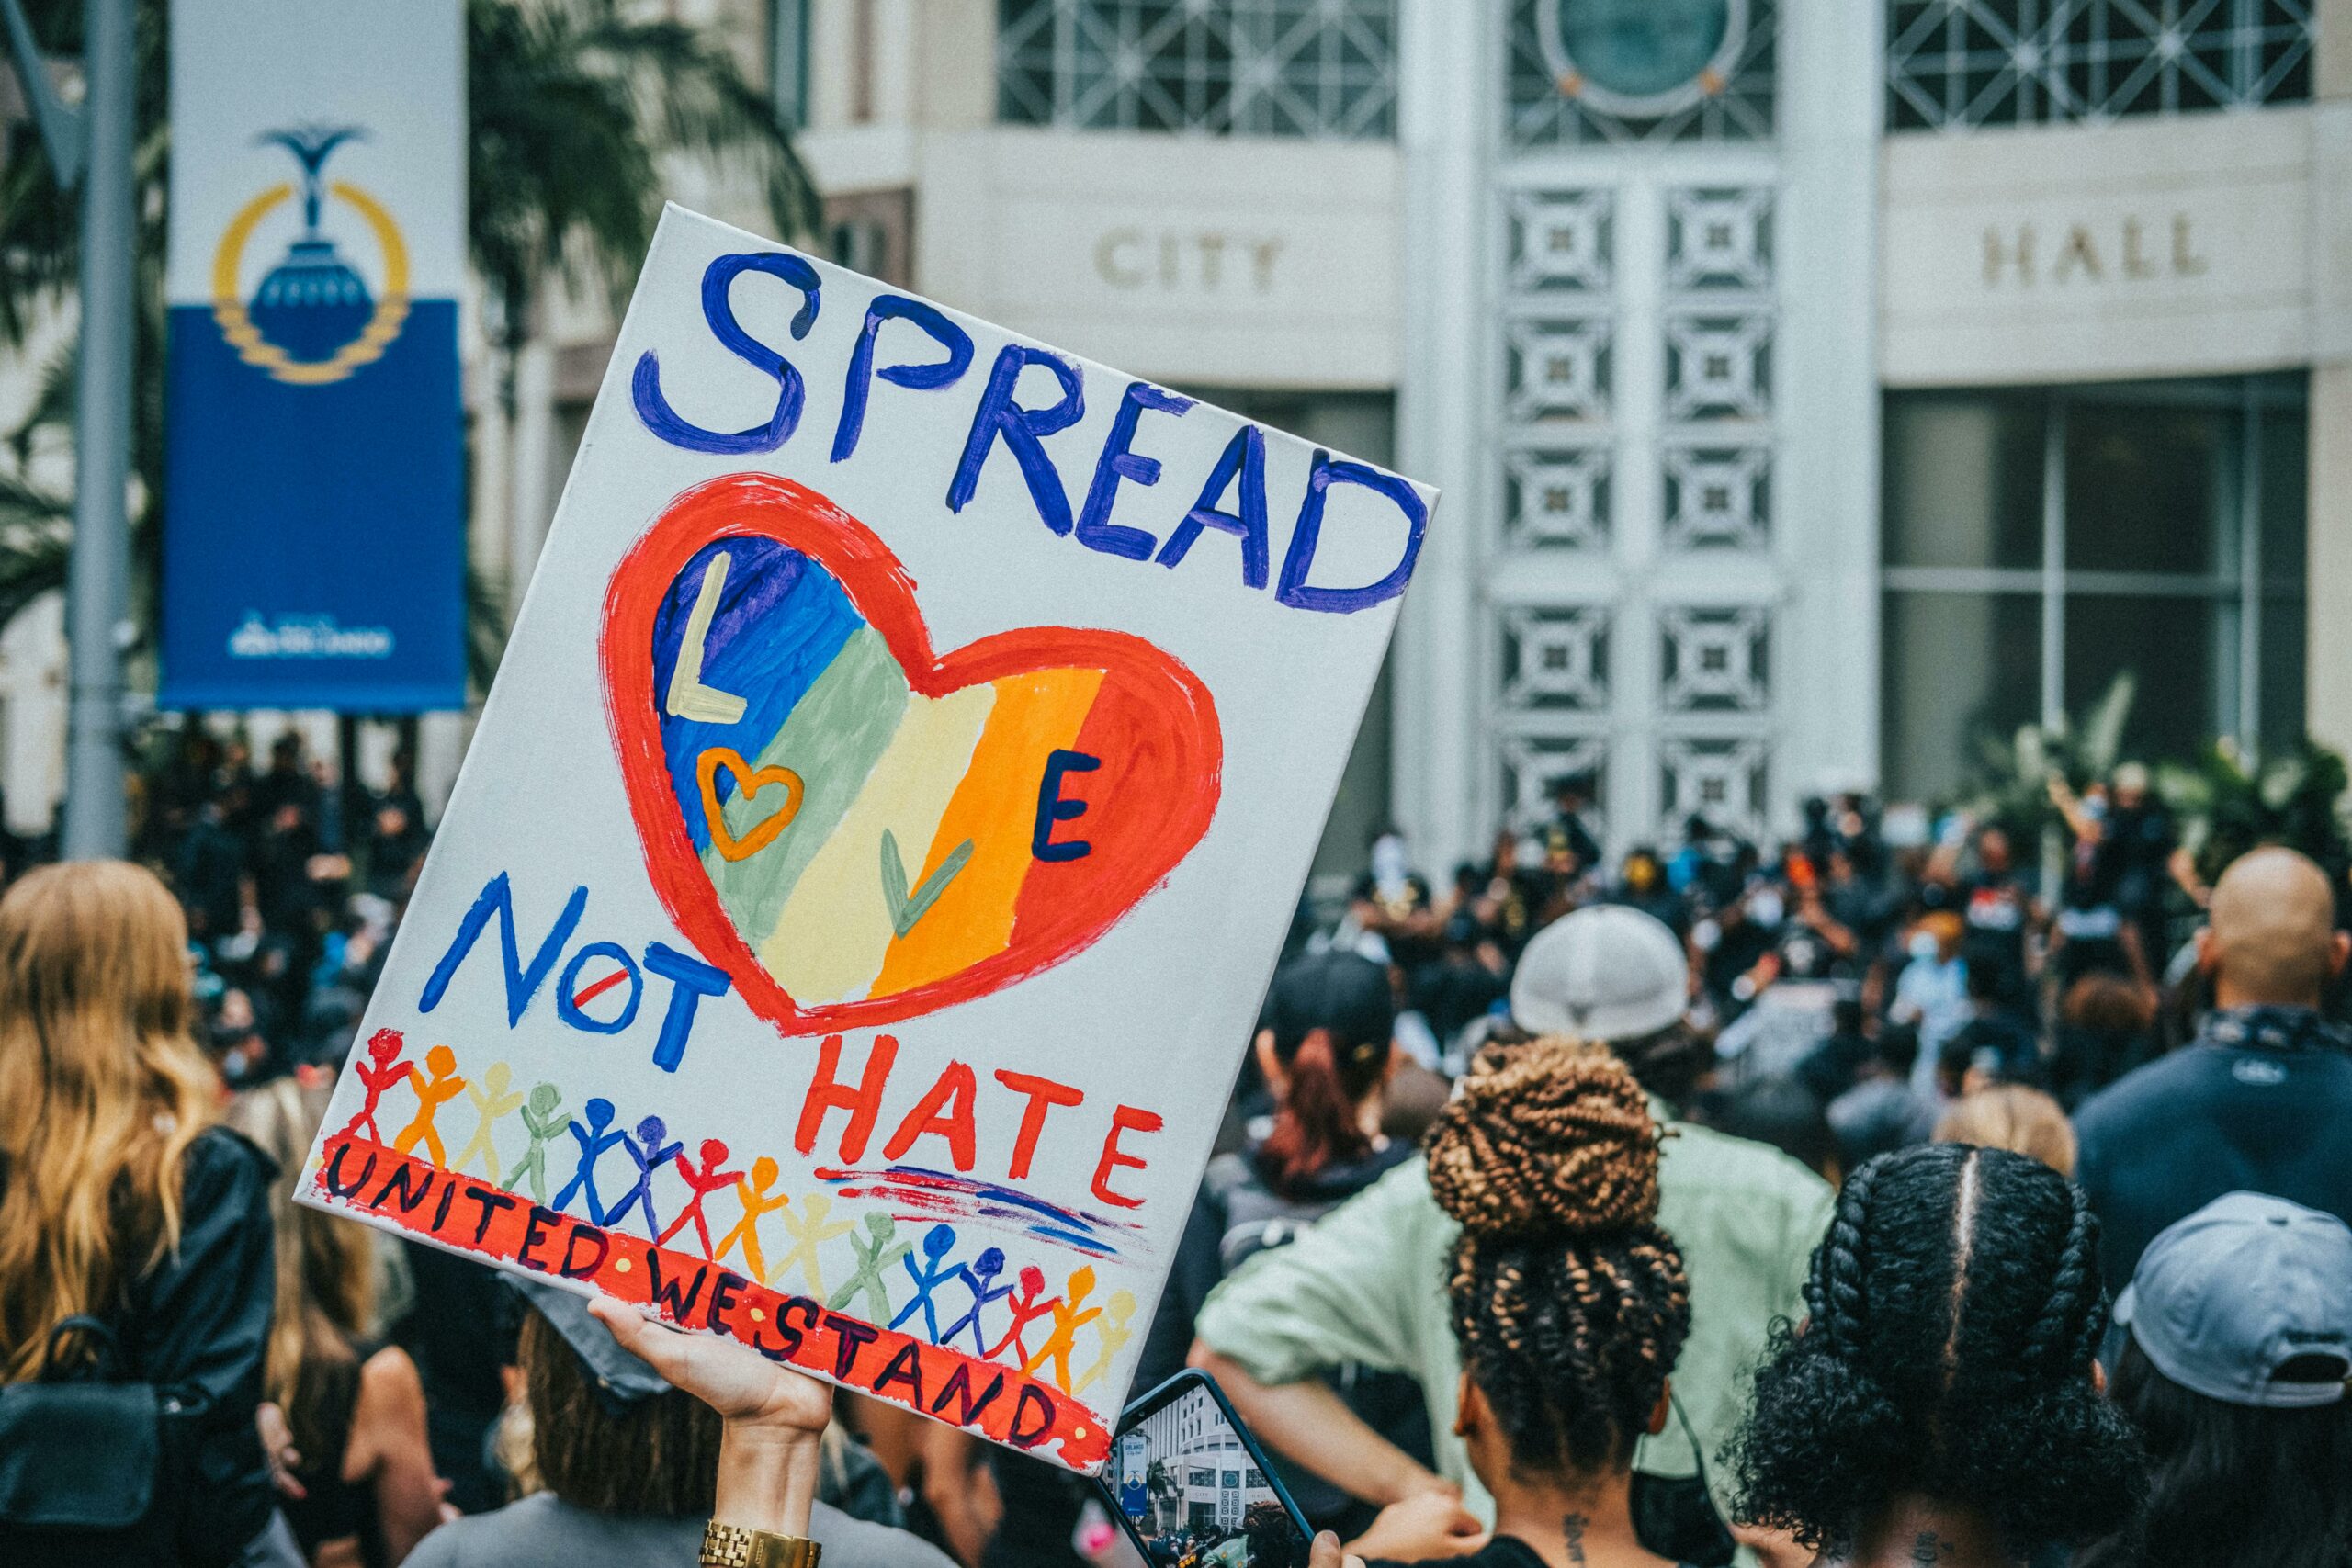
[700,1518,822,1568]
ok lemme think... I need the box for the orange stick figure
[1023,1265,1102,1394]
[715,1156,791,1282]
[343,1028,413,1144]
[392,1044,468,1167]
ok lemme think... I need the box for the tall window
[771,0,810,129]
[1882,376,2307,803]
[1888,0,2315,131]
[996,0,1398,138]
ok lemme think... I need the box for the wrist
[1369,1459,1443,1506]
[713,1422,821,1538]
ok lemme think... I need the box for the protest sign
[299,206,1433,1472]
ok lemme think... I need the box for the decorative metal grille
[1505,316,1616,423]
[1886,0,2315,130]
[1503,445,1613,551]
[1660,183,1774,552]
[1666,186,1773,292]
[1664,314,1774,422]
[1501,606,1612,712]
[1498,731,1610,833]
[1662,442,1770,550]
[1657,735,1770,839]
[1507,187,1616,294]
[1507,0,1778,148]
[1660,605,1771,713]
[998,0,1399,139]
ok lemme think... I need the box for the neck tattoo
[1562,1512,1587,1566]
[1910,1530,1951,1565]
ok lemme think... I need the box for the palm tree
[0,0,819,690]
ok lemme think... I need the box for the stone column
[1391,0,1489,869]
[1776,0,1884,804]
[2306,0,2352,750]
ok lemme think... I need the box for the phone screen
[1109,1374,1313,1568]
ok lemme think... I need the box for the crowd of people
[2,740,2350,1568]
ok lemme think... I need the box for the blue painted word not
[421,872,731,1074]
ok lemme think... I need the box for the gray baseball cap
[1510,904,1689,1043]
[2114,1191,2352,1409]
[505,1275,672,1411]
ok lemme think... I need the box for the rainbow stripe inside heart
[652,535,1137,1009]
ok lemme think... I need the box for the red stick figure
[985,1265,1062,1367]
[658,1138,744,1258]
[341,1028,413,1144]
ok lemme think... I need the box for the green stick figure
[452,1061,525,1179]
[503,1083,567,1204]
[827,1212,911,1319]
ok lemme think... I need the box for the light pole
[0,0,135,860]
[63,0,134,859]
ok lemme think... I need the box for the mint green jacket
[1193,1110,1834,1526]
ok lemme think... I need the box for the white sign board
[300,206,1431,1472]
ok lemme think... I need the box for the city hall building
[12,0,2337,879]
[746,0,2337,884]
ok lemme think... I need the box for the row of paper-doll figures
[339,1030,1136,1398]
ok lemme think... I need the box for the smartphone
[1099,1370,1316,1568]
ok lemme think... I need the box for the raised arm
[1188,1347,1449,1506]
[590,1297,831,1543]
[1189,1163,1456,1506]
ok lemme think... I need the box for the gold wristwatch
[700,1519,821,1568]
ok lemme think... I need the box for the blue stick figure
[939,1245,1012,1357]
[889,1224,964,1343]
[607,1114,684,1238]
[551,1098,625,1224]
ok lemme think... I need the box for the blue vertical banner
[163,1,466,710]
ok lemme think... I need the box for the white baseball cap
[1510,905,1690,1043]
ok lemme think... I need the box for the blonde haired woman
[232,1076,447,1566]
[1933,1084,2078,1177]
[0,862,287,1565]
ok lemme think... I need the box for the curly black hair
[1727,1143,2145,1558]
[1424,1038,1691,1479]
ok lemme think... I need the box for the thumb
[586,1294,659,1359]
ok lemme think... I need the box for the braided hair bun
[1425,1037,1690,1477]
[1426,1037,1662,1242]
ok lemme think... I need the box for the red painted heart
[601,472,1224,1035]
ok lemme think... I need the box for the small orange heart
[697,746,804,863]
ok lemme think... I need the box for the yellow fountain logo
[210,125,409,387]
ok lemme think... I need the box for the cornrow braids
[1804,1149,1882,1359]
[2024,1185,2107,1378]
[1425,1039,1692,1478]
[1728,1145,2145,1561]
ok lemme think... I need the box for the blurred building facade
[3,0,2342,876]
[731,0,2343,881]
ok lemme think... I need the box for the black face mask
[1628,1395,1736,1567]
